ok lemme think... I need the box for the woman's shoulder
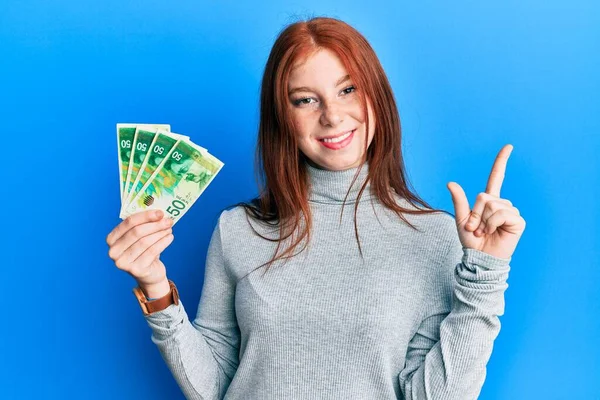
[213,203,284,282]
[380,194,459,257]
[215,204,251,234]
[216,202,279,241]
[218,204,246,222]
[390,194,457,232]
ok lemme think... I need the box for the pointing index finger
[485,144,513,197]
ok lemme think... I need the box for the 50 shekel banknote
[120,127,190,217]
[117,123,224,225]
[116,123,171,203]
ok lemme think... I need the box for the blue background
[2,1,598,398]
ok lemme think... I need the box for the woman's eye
[342,85,356,95]
[292,85,356,107]
[294,97,314,106]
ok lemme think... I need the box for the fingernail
[155,210,162,218]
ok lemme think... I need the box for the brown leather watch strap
[133,280,180,315]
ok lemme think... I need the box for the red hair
[225,16,449,276]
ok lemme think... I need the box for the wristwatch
[133,280,180,315]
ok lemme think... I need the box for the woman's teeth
[320,130,353,143]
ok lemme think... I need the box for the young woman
[106,17,526,400]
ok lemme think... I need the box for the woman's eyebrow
[288,74,350,95]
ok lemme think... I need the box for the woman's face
[287,48,376,171]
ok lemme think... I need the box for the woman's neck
[305,158,373,204]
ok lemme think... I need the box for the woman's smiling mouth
[318,129,356,150]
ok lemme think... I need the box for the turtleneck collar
[305,159,374,204]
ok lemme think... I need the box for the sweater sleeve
[142,212,240,400]
[398,232,511,399]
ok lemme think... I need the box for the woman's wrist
[140,279,171,300]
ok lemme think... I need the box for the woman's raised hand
[447,144,526,259]
[106,210,175,298]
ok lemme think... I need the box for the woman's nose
[319,103,345,127]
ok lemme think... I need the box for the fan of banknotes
[116,123,224,226]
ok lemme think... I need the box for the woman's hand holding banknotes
[106,210,175,299]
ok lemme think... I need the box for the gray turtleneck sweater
[142,161,512,400]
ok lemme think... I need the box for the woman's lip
[318,129,355,141]
[318,129,356,150]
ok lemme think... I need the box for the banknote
[120,128,191,216]
[116,123,170,202]
[122,139,224,225]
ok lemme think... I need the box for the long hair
[224,16,449,276]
